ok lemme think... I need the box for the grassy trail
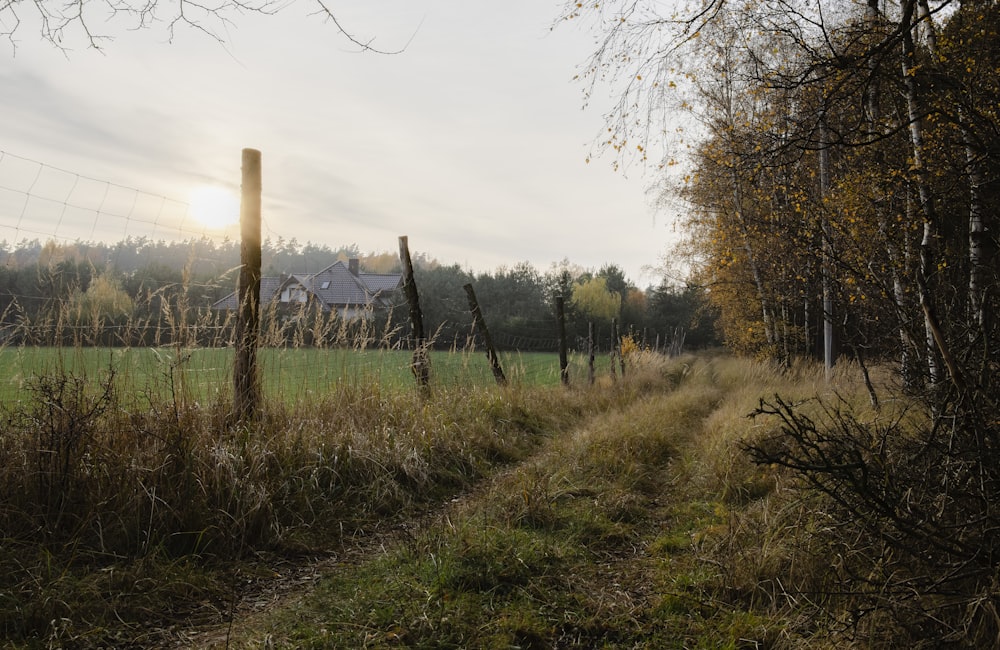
[5,352,866,648]
[170,356,769,649]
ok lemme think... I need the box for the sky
[0,0,681,287]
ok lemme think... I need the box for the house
[212,259,403,319]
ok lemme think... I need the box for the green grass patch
[0,347,620,405]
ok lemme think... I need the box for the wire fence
[0,148,645,404]
[0,149,217,248]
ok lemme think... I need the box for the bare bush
[746,391,1000,646]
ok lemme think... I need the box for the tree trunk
[902,2,945,385]
[962,115,989,338]
[818,118,836,376]
[729,168,775,347]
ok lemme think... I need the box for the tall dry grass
[6,283,935,647]
[0,286,691,646]
[659,355,946,648]
[243,351,863,649]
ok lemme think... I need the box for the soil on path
[165,463,525,649]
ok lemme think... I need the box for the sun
[189,185,240,229]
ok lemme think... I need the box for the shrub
[746,390,1000,646]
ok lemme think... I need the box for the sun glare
[189,185,240,229]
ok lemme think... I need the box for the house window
[320,281,331,289]
[285,286,307,303]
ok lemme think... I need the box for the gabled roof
[310,262,372,306]
[260,276,285,300]
[211,275,285,311]
[363,273,406,293]
[211,260,403,311]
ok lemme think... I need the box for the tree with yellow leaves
[570,276,621,325]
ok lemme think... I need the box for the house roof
[211,260,403,311]
[260,276,285,301]
[363,273,406,293]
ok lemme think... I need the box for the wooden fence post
[610,318,620,380]
[398,236,430,393]
[587,321,595,385]
[669,326,687,358]
[618,320,627,376]
[556,296,569,386]
[464,283,507,386]
[233,148,262,423]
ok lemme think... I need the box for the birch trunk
[902,0,944,385]
[818,118,836,375]
[916,0,986,338]
[729,167,775,347]
[965,123,988,335]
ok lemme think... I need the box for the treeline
[0,237,374,345]
[414,260,716,352]
[0,237,717,351]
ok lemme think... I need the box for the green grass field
[0,346,616,404]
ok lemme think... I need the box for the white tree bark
[818,118,835,376]
[902,0,944,385]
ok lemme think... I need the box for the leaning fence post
[610,318,619,381]
[619,331,627,377]
[617,320,626,376]
[556,296,569,386]
[464,283,506,386]
[587,321,595,385]
[233,148,262,423]
[398,236,430,394]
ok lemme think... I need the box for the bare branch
[310,0,406,55]
[1,0,411,55]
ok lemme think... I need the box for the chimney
[348,258,359,276]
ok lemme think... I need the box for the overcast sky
[0,0,679,286]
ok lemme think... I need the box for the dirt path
[161,383,717,648]
[165,465,523,648]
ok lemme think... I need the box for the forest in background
[0,236,717,351]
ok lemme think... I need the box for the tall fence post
[464,283,507,386]
[399,235,430,394]
[556,296,569,386]
[233,148,262,423]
